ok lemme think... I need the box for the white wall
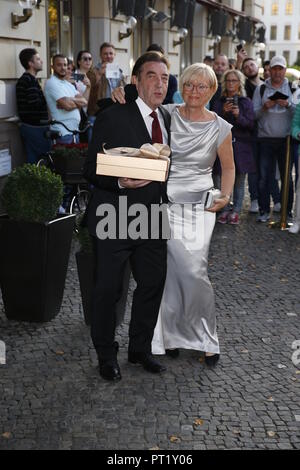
[262,0,300,65]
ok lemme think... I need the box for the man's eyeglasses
[184,82,210,92]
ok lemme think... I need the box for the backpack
[259,81,295,99]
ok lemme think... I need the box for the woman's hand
[111,87,126,104]
[82,75,91,88]
[223,101,234,113]
[205,196,230,213]
[231,106,239,117]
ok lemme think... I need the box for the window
[284,25,291,40]
[283,51,290,65]
[269,51,276,60]
[285,1,293,15]
[298,24,300,39]
[297,51,300,64]
[270,25,277,40]
[271,2,279,15]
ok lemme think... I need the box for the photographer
[212,69,255,225]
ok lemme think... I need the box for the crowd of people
[14,43,300,381]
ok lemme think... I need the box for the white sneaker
[249,199,259,213]
[289,222,300,234]
[257,213,270,223]
[273,202,281,213]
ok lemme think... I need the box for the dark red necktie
[150,111,163,144]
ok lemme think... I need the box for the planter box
[0,214,75,322]
[76,251,130,326]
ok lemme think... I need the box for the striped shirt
[16,72,48,126]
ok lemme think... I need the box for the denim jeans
[259,139,293,214]
[223,173,246,214]
[56,134,79,145]
[19,123,51,164]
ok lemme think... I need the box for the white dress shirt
[118,96,169,187]
[135,96,168,145]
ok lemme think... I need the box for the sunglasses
[82,57,92,61]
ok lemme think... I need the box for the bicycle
[37,119,92,229]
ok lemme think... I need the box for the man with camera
[253,55,296,222]
[44,54,87,144]
[87,43,126,118]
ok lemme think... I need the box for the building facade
[0,0,262,189]
[261,0,300,65]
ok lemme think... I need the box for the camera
[72,72,85,82]
[226,95,239,107]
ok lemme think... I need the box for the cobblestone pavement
[1,205,300,450]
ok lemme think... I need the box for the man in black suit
[84,52,171,381]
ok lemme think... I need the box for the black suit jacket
[83,100,171,236]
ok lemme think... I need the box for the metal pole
[280,135,291,230]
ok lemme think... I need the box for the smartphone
[72,72,85,82]
[236,44,244,53]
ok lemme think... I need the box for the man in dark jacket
[16,48,50,163]
[84,52,171,381]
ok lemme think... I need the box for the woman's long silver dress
[152,107,232,355]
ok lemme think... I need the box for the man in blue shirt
[44,54,87,144]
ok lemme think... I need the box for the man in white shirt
[44,54,87,144]
[84,52,171,382]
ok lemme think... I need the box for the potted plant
[75,219,130,326]
[0,164,76,322]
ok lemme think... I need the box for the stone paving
[0,205,300,450]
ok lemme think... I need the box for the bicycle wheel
[70,190,90,229]
[36,153,54,170]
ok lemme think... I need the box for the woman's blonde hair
[221,69,246,96]
[179,63,218,98]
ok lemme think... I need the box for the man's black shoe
[128,352,166,373]
[99,360,122,381]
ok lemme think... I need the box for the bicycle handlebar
[40,119,92,135]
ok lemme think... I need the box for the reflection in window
[284,25,291,40]
[270,25,277,40]
[49,0,59,58]
[285,1,293,15]
[283,51,290,65]
[271,2,279,15]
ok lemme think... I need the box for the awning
[196,0,263,24]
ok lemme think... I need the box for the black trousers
[91,236,167,362]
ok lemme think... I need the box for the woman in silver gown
[112,63,235,366]
[151,63,235,366]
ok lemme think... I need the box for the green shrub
[1,164,64,223]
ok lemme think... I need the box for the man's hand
[236,48,247,70]
[111,87,126,104]
[119,177,152,189]
[73,95,88,109]
[276,99,289,108]
[263,99,276,111]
